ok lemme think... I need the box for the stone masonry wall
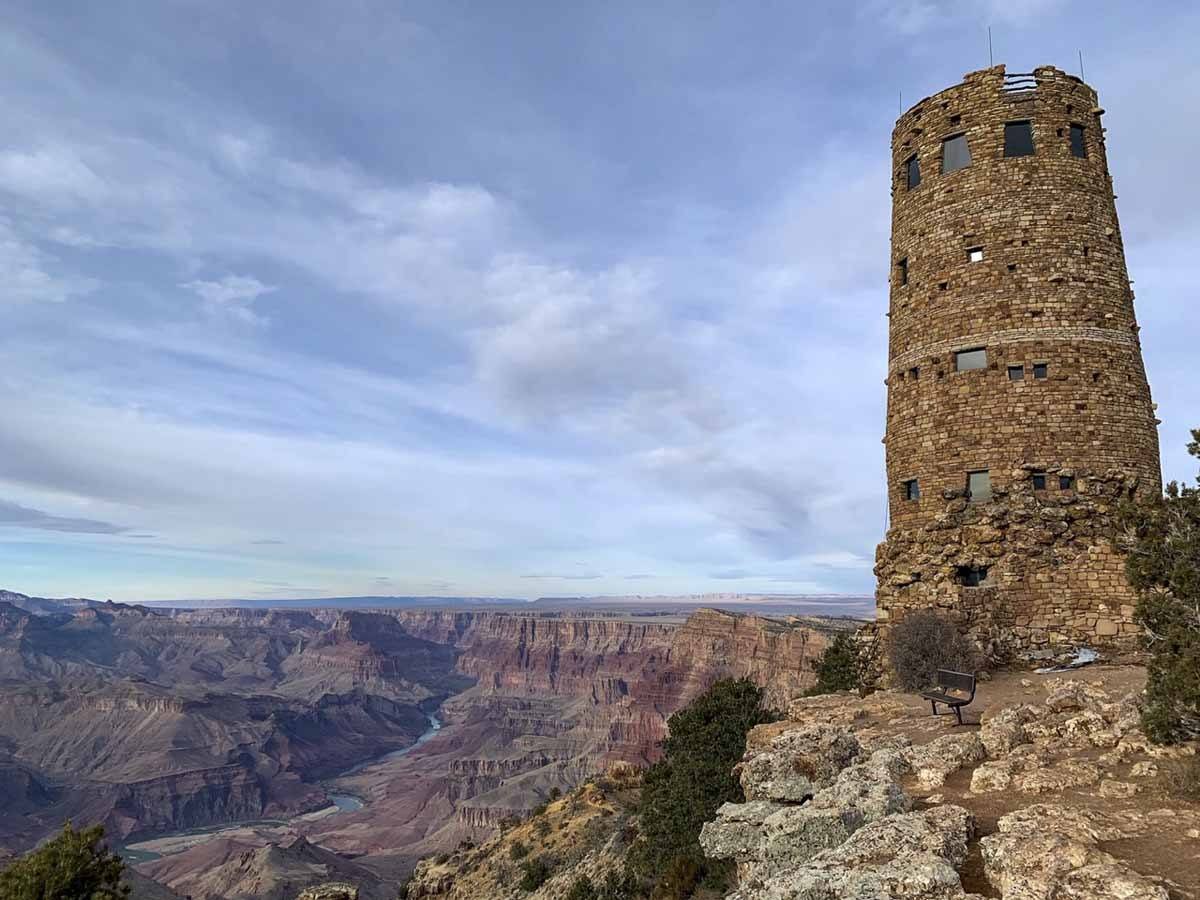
[876,64,1161,661]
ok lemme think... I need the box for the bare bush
[887,610,981,691]
[1163,757,1200,801]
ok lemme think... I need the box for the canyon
[0,589,859,899]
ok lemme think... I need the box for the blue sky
[1,0,1197,602]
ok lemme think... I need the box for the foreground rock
[702,722,985,899]
[700,674,1200,899]
[981,804,1169,899]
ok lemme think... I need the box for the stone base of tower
[872,466,1146,677]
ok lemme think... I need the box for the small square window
[909,366,920,381]
[942,134,971,173]
[903,479,920,501]
[958,565,989,587]
[1033,363,1048,379]
[955,348,987,371]
[897,257,908,286]
[1008,365,1025,381]
[1060,474,1076,490]
[1031,471,1047,490]
[1069,124,1087,158]
[1004,121,1035,157]
[967,247,984,263]
[967,470,991,502]
[906,155,921,189]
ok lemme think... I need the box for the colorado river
[121,711,442,862]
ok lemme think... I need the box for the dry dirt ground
[775,666,1199,899]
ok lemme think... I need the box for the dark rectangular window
[897,257,908,286]
[1069,124,1087,158]
[1060,474,1076,490]
[942,134,971,173]
[903,479,920,501]
[1008,365,1024,381]
[1004,120,1035,157]
[1032,471,1047,490]
[909,366,919,381]
[906,155,921,189]
[1033,363,1048,379]
[958,565,989,587]
[955,348,987,371]
[967,469,991,502]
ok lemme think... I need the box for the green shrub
[803,632,860,695]
[534,818,551,837]
[509,840,530,860]
[649,855,700,900]
[518,856,553,891]
[566,875,597,900]
[887,609,980,691]
[0,822,129,899]
[628,678,777,897]
[1122,428,1200,744]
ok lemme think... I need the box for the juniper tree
[1122,428,1200,743]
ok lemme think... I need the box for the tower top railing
[1001,72,1038,96]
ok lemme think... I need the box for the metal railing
[1002,72,1038,94]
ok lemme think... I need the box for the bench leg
[930,699,939,716]
[954,705,963,726]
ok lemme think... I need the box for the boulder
[739,725,861,802]
[979,704,1035,757]
[981,804,1168,900]
[731,806,984,900]
[699,800,785,862]
[905,733,985,789]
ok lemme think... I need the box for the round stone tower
[875,64,1161,662]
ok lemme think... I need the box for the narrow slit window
[897,257,908,286]
[967,469,991,502]
[941,134,971,173]
[955,348,987,371]
[906,154,921,189]
[909,366,920,380]
[967,246,984,263]
[1031,471,1047,491]
[1069,124,1087,158]
[1060,474,1076,490]
[903,479,920,501]
[1004,120,1035,157]
[1007,365,1025,381]
[1033,362,1048,379]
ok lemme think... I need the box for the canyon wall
[307,607,852,860]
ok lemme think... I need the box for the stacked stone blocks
[876,65,1161,659]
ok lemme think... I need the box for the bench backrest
[936,669,976,698]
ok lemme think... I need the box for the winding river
[121,711,442,863]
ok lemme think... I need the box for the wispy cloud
[0,499,125,534]
[181,275,277,325]
[0,1,1194,602]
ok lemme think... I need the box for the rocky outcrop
[295,883,359,900]
[700,674,1199,899]
[137,835,390,900]
[981,805,1169,899]
[701,722,983,898]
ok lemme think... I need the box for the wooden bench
[920,669,976,726]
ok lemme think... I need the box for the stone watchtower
[875,65,1161,661]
